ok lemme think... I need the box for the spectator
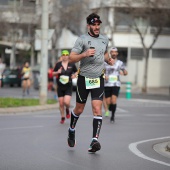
[0,58,6,88]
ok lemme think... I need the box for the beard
[111,55,117,59]
[89,27,99,37]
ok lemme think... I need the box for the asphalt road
[0,87,170,170]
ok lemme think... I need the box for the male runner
[104,47,128,122]
[67,13,114,153]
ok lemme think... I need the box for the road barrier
[126,82,132,99]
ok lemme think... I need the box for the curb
[0,103,59,114]
[166,142,170,152]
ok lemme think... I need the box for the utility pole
[39,0,49,105]
[10,0,17,69]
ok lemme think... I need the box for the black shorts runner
[22,77,30,81]
[104,86,120,98]
[57,85,72,97]
[48,78,53,82]
[76,75,104,104]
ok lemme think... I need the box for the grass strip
[0,98,57,108]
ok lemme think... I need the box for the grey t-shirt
[71,33,109,78]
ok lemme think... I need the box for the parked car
[1,68,22,87]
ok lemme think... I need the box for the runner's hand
[107,58,114,65]
[57,67,62,74]
[84,48,96,57]
[105,75,109,81]
[71,74,76,79]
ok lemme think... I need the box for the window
[117,48,128,64]
[152,49,170,59]
[0,0,8,5]
[8,0,20,6]
[131,48,144,60]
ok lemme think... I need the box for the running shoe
[88,139,101,153]
[27,89,29,95]
[104,111,110,117]
[110,116,115,123]
[66,108,70,119]
[67,129,76,147]
[60,117,65,124]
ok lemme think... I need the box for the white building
[0,0,38,67]
[89,0,170,88]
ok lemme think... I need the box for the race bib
[24,71,29,78]
[109,75,118,83]
[85,77,100,89]
[59,75,69,84]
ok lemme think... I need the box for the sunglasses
[62,54,69,56]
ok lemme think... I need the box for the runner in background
[48,64,54,91]
[0,58,6,88]
[104,47,128,123]
[53,50,77,124]
[21,61,32,96]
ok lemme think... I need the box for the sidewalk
[0,103,59,114]
[120,85,170,101]
[121,85,170,96]
[0,86,170,114]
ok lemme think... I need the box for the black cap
[87,13,102,25]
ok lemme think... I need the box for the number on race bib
[85,77,100,89]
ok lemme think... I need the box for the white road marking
[0,126,43,131]
[102,107,128,113]
[129,136,170,167]
[146,114,170,117]
[34,115,58,118]
[129,99,170,105]
[117,107,128,112]
[34,114,132,118]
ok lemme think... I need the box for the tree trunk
[142,49,149,93]
[30,44,35,68]
[10,43,16,69]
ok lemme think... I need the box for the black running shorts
[76,75,104,104]
[57,85,72,97]
[104,86,120,98]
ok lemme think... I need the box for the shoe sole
[88,142,101,153]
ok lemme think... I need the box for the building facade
[90,0,170,88]
[0,0,38,68]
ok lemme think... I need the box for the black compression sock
[110,104,117,119]
[93,116,102,139]
[70,110,79,129]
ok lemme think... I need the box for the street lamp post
[39,0,49,105]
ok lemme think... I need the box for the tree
[49,0,90,63]
[115,0,170,92]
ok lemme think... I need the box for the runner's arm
[104,52,114,65]
[121,69,128,76]
[53,63,62,76]
[69,51,86,63]
[120,62,128,76]
[69,49,95,63]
